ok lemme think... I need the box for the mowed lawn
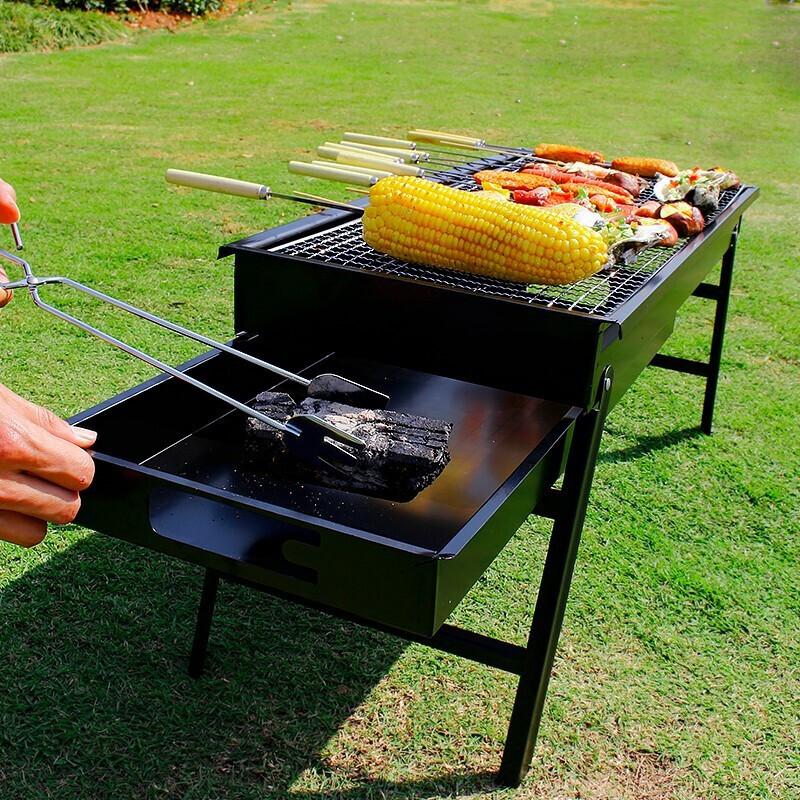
[0,1,798,798]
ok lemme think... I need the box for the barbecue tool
[315,146,426,178]
[408,129,529,156]
[167,168,370,210]
[342,132,475,162]
[164,169,363,213]
[0,233,388,472]
[406,129,619,169]
[332,140,469,167]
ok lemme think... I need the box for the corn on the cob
[611,157,679,178]
[473,170,556,190]
[534,143,605,164]
[362,176,608,286]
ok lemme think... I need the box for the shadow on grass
[0,535,498,799]
[599,426,704,466]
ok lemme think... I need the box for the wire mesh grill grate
[271,153,741,317]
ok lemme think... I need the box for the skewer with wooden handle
[327,140,467,167]
[407,129,614,168]
[316,146,426,177]
[408,129,527,155]
[342,132,473,161]
[165,169,361,212]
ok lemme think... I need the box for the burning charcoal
[245,392,452,502]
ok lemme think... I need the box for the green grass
[0,1,799,798]
[0,1,126,52]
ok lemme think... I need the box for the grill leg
[701,223,739,435]
[498,368,612,788]
[188,569,220,679]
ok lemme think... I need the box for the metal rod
[188,569,220,679]
[290,191,364,213]
[11,223,23,250]
[498,367,613,788]
[28,277,298,435]
[49,273,316,390]
[270,190,363,213]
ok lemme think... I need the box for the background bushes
[14,0,223,17]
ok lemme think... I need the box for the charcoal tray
[72,333,579,637]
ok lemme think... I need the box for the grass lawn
[0,0,798,797]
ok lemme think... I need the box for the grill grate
[272,153,741,317]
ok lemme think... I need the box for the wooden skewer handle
[408,129,485,148]
[311,161,394,180]
[165,169,267,199]
[316,148,424,178]
[323,142,398,161]
[343,132,418,149]
[336,141,423,161]
[288,161,377,187]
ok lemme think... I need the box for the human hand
[0,383,96,547]
[0,178,19,225]
[0,177,19,308]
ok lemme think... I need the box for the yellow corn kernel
[362,176,608,286]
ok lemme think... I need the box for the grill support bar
[184,368,613,789]
[648,222,739,434]
[498,366,612,786]
[188,569,220,679]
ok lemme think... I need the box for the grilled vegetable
[659,201,705,236]
[560,183,632,205]
[606,219,678,264]
[653,166,740,215]
[611,157,679,178]
[635,200,662,219]
[534,143,605,164]
[473,170,556,191]
[363,176,608,286]
[589,194,617,213]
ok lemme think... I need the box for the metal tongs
[0,225,389,471]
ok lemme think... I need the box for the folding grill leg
[498,367,612,788]
[188,569,220,679]
[701,222,738,435]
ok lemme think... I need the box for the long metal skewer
[0,238,371,471]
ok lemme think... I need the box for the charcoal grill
[69,149,757,787]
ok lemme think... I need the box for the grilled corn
[362,176,608,286]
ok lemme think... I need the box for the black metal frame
[179,214,746,785]
[183,367,612,788]
[65,173,752,786]
[649,221,739,434]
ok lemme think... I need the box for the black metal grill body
[72,336,578,638]
[68,153,758,787]
[220,159,757,411]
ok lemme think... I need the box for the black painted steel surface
[219,158,757,411]
[72,339,578,636]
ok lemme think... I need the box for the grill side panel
[233,251,610,409]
